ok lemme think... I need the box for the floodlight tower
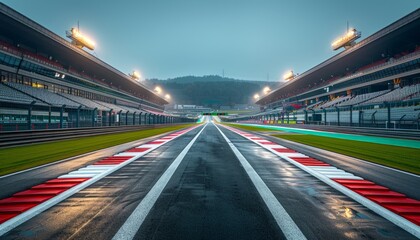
[129,71,141,81]
[66,27,96,50]
[331,28,361,51]
[283,70,295,81]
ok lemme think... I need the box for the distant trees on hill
[145,75,279,108]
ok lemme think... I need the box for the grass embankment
[0,124,194,176]
[225,123,420,174]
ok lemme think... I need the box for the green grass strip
[273,134,420,175]
[230,123,420,149]
[223,122,420,174]
[0,124,194,176]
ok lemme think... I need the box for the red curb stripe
[341,184,389,191]
[403,215,420,225]
[32,183,79,189]
[367,197,420,206]
[0,196,54,205]
[46,178,88,184]
[273,148,297,153]
[260,141,276,145]
[352,190,406,198]
[102,156,131,160]
[384,205,420,215]
[126,148,150,152]
[0,203,38,213]
[13,189,67,197]
[147,141,165,144]
[0,213,19,224]
[334,179,375,185]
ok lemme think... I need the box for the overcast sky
[2,0,419,81]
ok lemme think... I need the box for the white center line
[112,123,208,240]
[213,123,307,240]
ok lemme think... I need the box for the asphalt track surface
[0,122,418,239]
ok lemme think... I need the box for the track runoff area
[0,118,418,239]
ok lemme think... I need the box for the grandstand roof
[0,3,168,106]
[257,8,420,105]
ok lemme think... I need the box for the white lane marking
[112,124,208,240]
[221,124,420,238]
[214,123,307,240]
[0,125,202,236]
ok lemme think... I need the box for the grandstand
[335,90,390,107]
[5,82,80,107]
[0,84,37,104]
[362,84,420,105]
[0,3,193,131]
[231,9,420,129]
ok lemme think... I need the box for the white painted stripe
[277,153,308,158]
[111,124,208,240]
[221,124,420,238]
[78,167,109,171]
[327,175,363,180]
[136,144,159,148]
[268,145,287,149]
[58,174,97,178]
[69,169,103,173]
[68,168,104,175]
[214,123,306,240]
[308,166,338,170]
[316,169,347,173]
[0,125,201,236]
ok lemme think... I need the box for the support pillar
[60,105,66,129]
[92,108,97,127]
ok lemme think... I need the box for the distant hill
[145,75,280,108]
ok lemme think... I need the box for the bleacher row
[308,84,420,110]
[0,82,153,114]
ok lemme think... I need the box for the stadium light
[154,86,162,94]
[165,94,171,100]
[331,28,361,51]
[254,94,260,100]
[263,86,271,95]
[283,70,295,81]
[129,70,141,81]
[66,27,95,50]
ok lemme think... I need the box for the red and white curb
[0,125,202,236]
[219,124,420,238]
